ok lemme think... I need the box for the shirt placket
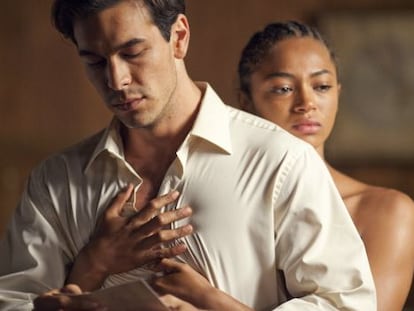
[116,156,144,217]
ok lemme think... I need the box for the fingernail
[185,224,193,233]
[171,190,180,199]
[179,206,192,215]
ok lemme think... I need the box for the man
[0,0,376,310]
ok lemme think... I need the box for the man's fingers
[129,206,192,236]
[135,222,193,250]
[33,293,102,311]
[133,240,189,268]
[122,190,180,228]
[42,288,62,296]
[131,224,192,263]
[60,283,83,294]
[105,184,134,217]
[157,224,194,244]
[139,191,180,218]
[162,241,188,258]
[154,190,180,208]
[33,295,64,310]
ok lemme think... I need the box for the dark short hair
[51,0,186,43]
[238,21,337,98]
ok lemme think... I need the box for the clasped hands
[33,185,213,310]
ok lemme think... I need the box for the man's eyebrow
[78,38,145,57]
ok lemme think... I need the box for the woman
[237,21,414,310]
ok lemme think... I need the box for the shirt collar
[84,118,125,173]
[84,82,232,173]
[189,82,232,154]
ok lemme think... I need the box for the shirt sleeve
[272,145,377,310]
[0,161,74,310]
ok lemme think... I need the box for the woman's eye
[315,84,332,92]
[271,86,292,94]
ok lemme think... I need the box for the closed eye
[121,47,147,60]
[86,59,106,67]
[123,53,141,59]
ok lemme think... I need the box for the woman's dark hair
[238,21,337,98]
[51,0,185,43]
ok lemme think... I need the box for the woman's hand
[152,259,252,311]
[160,294,201,311]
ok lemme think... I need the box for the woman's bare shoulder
[330,167,414,309]
[362,186,413,209]
[350,184,414,242]
[359,186,414,221]
[329,166,414,233]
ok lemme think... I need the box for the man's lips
[292,121,321,134]
[112,97,144,111]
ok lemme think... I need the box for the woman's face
[242,37,340,153]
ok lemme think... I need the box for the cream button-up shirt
[0,83,376,310]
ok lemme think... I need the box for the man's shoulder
[226,106,309,152]
[61,129,106,157]
[227,106,278,131]
[33,128,107,175]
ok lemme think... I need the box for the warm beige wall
[0,1,112,233]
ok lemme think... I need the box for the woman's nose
[293,88,316,113]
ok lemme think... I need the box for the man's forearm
[66,246,108,291]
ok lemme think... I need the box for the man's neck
[122,79,202,171]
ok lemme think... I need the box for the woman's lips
[292,121,321,135]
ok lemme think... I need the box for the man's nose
[106,59,131,90]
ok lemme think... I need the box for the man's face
[73,1,179,129]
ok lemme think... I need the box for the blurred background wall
[1,0,413,307]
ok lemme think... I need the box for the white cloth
[0,83,376,310]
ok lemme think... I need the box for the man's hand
[33,284,105,311]
[67,185,193,291]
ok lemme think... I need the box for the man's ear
[238,91,254,113]
[171,14,190,59]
